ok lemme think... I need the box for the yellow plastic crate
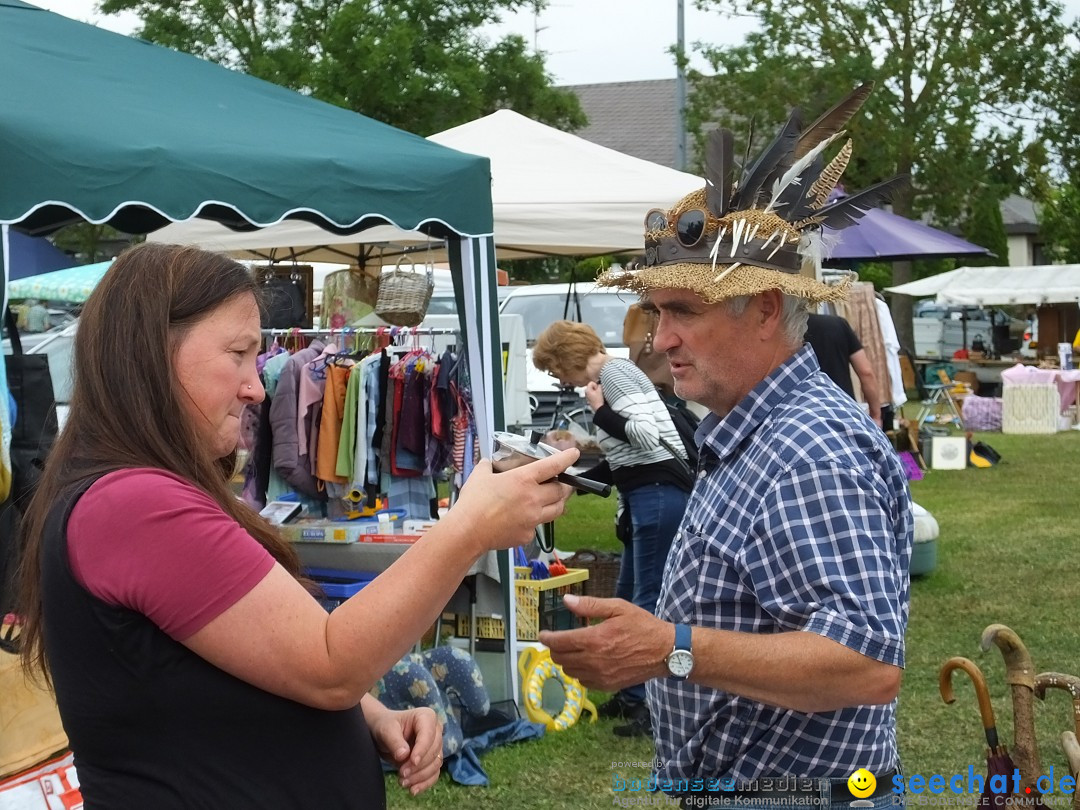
[453,567,589,642]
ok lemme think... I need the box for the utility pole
[675,0,687,170]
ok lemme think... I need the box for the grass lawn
[388,430,1080,808]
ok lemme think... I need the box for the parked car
[498,282,637,430]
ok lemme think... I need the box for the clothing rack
[261,326,460,337]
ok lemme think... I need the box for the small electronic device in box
[259,500,302,525]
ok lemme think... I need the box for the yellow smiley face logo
[848,769,876,798]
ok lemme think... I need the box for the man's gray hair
[723,294,811,346]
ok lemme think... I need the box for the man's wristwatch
[665,623,694,680]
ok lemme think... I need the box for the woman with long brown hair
[18,243,576,809]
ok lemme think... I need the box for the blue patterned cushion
[373,647,491,758]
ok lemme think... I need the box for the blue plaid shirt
[647,344,912,785]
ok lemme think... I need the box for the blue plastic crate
[305,567,378,611]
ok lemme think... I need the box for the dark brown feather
[734,109,802,210]
[801,173,909,230]
[794,81,874,160]
[705,128,735,216]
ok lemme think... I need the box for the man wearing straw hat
[541,83,913,808]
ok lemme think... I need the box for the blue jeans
[615,482,689,703]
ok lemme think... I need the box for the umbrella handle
[940,656,1000,748]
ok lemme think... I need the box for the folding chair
[916,369,969,429]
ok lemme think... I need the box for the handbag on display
[1,306,59,620]
[374,258,434,327]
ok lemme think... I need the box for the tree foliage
[97,0,586,136]
[685,0,1071,345]
[1039,182,1080,263]
[1034,28,1080,260]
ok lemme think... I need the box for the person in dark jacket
[804,312,884,428]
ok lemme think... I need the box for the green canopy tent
[7,261,113,304]
[0,0,515,695]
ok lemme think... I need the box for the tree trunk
[891,260,915,352]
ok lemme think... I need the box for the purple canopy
[824,205,991,263]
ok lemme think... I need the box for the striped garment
[647,344,913,786]
[596,358,686,469]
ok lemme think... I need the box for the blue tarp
[6,230,74,281]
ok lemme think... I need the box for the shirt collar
[698,343,822,462]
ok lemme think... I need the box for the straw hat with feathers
[598,81,908,305]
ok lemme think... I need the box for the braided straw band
[596,262,850,306]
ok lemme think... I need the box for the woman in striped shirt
[533,320,692,737]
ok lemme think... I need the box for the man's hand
[539,594,672,691]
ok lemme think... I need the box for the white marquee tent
[150,109,704,262]
[886,264,1080,306]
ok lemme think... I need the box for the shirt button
[697,469,707,479]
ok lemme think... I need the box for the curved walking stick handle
[981,623,1042,787]
[940,656,999,748]
[981,624,1036,688]
[1035,672,1080,739]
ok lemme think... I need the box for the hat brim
[596,262,848,305]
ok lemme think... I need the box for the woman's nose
[242,379,265,403]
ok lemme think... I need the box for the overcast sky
[31,0,761,85]
[28,0,1080,87]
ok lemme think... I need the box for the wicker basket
[562,548,621,599]
[374,259,433,327]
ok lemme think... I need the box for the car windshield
[500,292,631,349]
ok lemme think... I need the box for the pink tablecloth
[1001,364,1080,411]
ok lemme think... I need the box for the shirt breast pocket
[656,527,705,625]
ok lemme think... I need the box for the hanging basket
[374,259,433,327]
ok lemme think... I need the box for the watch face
[667,650,694,678]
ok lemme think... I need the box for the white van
[498,282,637,429]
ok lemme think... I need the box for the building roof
[567,79,682,169]
[567,80,1043,243]
[1000,194,1041,235]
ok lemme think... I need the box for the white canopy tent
[886,264,1080,306]
[150,109,704,262]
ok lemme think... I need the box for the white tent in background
[886,264,1080,306]
[150,109,704,261]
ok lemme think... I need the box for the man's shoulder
[770,385,893,463]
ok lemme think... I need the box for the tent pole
[0,225,12,501]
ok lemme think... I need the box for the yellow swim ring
[517,647,597,731]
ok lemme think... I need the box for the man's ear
[754,289,785,339]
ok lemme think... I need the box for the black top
[804,313,862,398]
[42,477,385,809]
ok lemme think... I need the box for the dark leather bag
[623,303,674,396]
[1,306,59,620]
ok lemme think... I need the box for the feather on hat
[598,81,908,304]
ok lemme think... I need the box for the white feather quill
[763,131,845,214]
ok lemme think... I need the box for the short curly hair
[532,320,604,382]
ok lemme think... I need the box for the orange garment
[316,365,350,484]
